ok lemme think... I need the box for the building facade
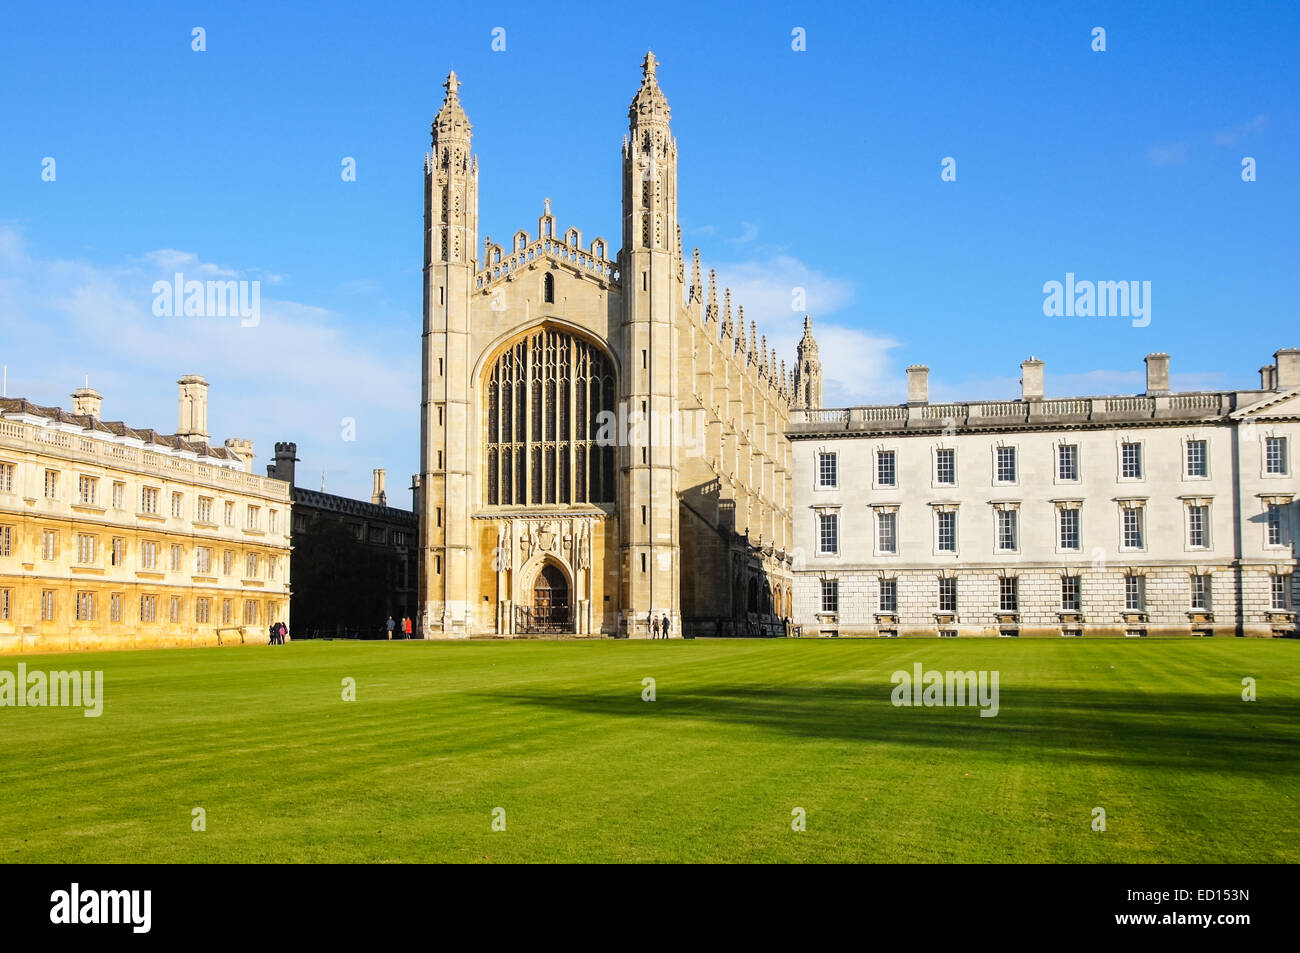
[266,444,419,636]
[789,350,1300,638]
[0,377,291,653]
[418,55,796,638]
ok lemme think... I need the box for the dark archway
[531,563,570,632]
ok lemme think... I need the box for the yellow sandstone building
[0,376,291,654]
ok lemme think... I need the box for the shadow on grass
[471,682,1300,776]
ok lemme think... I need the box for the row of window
[0,526,280,578]
[813,499,1293,556]
[818,574,1294,614]
[0,462,279,531]
[815,436,1291,489]
[0,589,276,625]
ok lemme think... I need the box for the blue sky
[2,0,1297,503]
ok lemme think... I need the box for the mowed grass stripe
[1,639,1296,862]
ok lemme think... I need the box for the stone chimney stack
[1274,348,1300,389]
[71,386,102,418]
[224,437,255,473]
[1144,353,1170,396]
[371,468,387,507]
[176,374,210,441]
[267,441,299,485]
[1020,357,1044,402]
[1260,365,1277,391]
[906,365,929,405]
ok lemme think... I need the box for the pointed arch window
[485,328,615,506]
[543,272,555,304]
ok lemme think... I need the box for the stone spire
[706,268,718,323]
[794,315,823,410]
[749,322,758,362]
[722,288,733,339]
[690,248,703,304]
[432,71,472,153]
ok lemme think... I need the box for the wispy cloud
[1147,141,1190,167]
[1213,114,1267,146]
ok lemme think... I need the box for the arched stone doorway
[530,562,570,632]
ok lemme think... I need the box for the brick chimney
[1144,353,1170,396]
[1020,357,1044,402]
[906,365,930,405]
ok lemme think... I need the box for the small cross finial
[543,197,551,216]
[642,50,658,80]
[444,71,460,99]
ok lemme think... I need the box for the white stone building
[788,349,1300,638]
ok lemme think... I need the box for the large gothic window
[485,327,616,506]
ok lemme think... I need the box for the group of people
[649,613,672,639]
[385,615,414,639]
[267,621,289,645]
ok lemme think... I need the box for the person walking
[403,616,412,639]
[650,614,659,639]
[268,621,277,646]
[386,615,395,640]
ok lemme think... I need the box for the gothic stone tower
[418,56,796,639]
[794,316,823,410]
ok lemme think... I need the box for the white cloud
[1214,114,1268,146]
[1148,142,1190,167]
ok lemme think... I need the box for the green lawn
[1,638,1297,863]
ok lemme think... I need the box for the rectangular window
[41,529,57,560]
[141,540,157,570]
[817,513,839,555]
[996,509,1018,552]
[111,482,124,509]
[41,590,56,621]
[197,497,213,523]
[879,579,897,613]
[1187,504,1209,548]
[76,533,96,565]
[821,579,839,613]
[936,510,956,553]
[243,599,258,624]
[140,595,157,623]
[170,492,183,518]
[222,599,233,624]
[246,505,260,530]
[938,578,957,613]
[1122,507,1144,549]
[196,547,211,574]
[876,450,896,487]
[224,501,235,526]
[1058,507,1080,550]
[222,550,234,576]
[1121,442,1143,479]
[44,470,59,499]
[0,524,11,557]
[269,556,279,579]
[110,592,122,622]
[0,461,14,493]
[75,591,95,621]
[1271,574,1290,610]
[877,512,897,554]
[141,486,159,514]
[995,447,1017,483]
[78,475,98,505]
[1265,436,1288,475]
[999,577,1018,612]
[935,448,955,485]
[817,452,838,488]
[1125,575,1146,611]
[1062,575,1081,612]
[196,597,211,623]
[269,510,278,534]
[111,537,125,566]
[1266,503,1287,546]
[170,544,183,572]
[246,553,259,578]
[169,595,181,623]
[0,588,10,620]
[1057,444,1079,481]
[1191,574,1211,610]
[1186,439,1208,477]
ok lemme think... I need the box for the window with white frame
[876,510,897,554]
[935,448,955,485]
[41,530,57,560]
[1062,575,1081,612]
[196,597,211,624]
[936,510,957,553]
[269,510,278,534]
[878,579,897,613]
[995,508,1018,552]
[197,497,213,523]
[170,491,183,518]
[1121,442,1143,479]
[140,594,157,623]
[1271,574,1291,610]
[876,450,897,487]
[245,553,259,578]
[817,452,838,488]
[170,544,183,572]
[0,461,14,493]
[1121,505,1145,549]
[1057,444,1079,481]
[78,475,98,505]
[821,579,839,613]
[222,550,234,575]
[1058,505,1081,550]
[0,524,10,557]
[44,470,58,499]
[110,593,122,622]
[224,501,235,526]
[75,591,94,621]
[140,486,159,514]
[1266,502,1290,547]
[196,547,211,574]
[111,482,124,509]
[222,599,233,624]
[817,512,839,555]
[169,595,182,623]
[1124,575,1146,611]
[1265,436,1288,475]
[110,537,125,566]
[0,588,10,620]
[1191,574,1212,610]
[243,599,259,624]
[995,446,1017,483]
[999,577,1018,612]
[41,590,56,621]
[246,505,260,530]
[938,577,957,613]
[76,533,96,565]
[1185,439,1208,477]
[1187,504,1209,548]
[140,540,157,570]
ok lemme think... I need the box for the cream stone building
[419,55,797,638]
[0,376,291,653]
[789,349,1300,638]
